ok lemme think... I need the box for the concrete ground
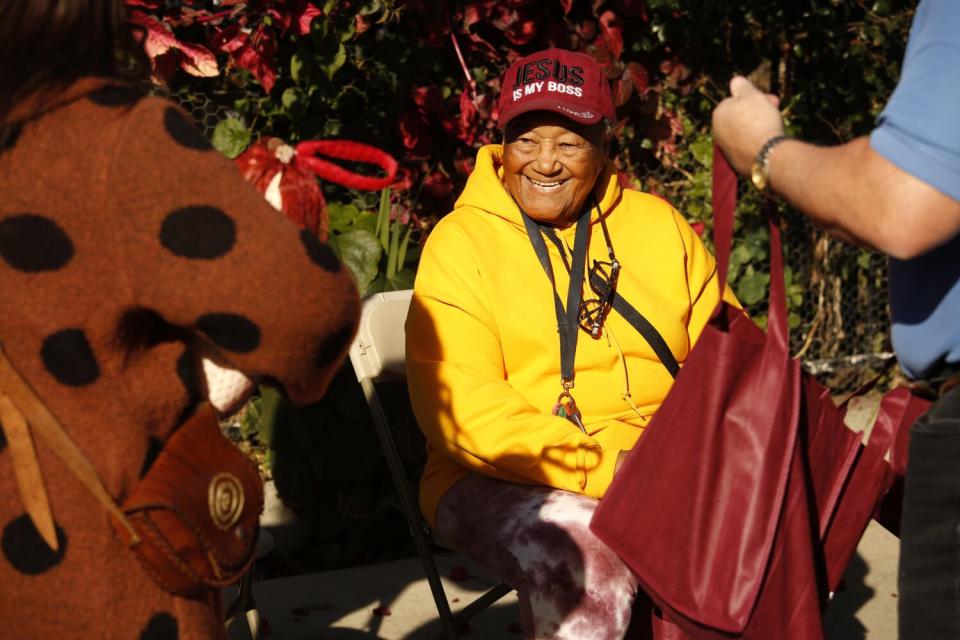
[225,520,898,639]
[227,393,899,639]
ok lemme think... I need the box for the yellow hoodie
[407,144,737,527]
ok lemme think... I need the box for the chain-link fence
[153,85,241,140]
[781,213,892,392]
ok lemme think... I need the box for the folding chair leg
[454,582,513,625]
[361,378,460,640]
[225,565,264,640]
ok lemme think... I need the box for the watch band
[751,134,788,194]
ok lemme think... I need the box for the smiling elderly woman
[406,48,736,639]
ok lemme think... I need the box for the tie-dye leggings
[435,472,640,639]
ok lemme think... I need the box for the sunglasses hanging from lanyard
[521,200,681,432]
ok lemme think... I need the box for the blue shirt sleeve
[870,0,960,202]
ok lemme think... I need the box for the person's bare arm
[713,76,960,260]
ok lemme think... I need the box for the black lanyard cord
[539,205,681,380]
[589,271,681,378]
[520,206,591,387]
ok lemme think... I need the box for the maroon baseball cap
[497,48,615,129]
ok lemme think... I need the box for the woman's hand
[614,449,631,478]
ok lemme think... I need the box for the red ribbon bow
[236,138,398,240]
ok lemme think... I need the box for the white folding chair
[348,290,512,640]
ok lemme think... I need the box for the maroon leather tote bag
[591,150,926,639]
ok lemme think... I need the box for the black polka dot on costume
[88,86,142,108]
[139,612,179,640]
[300,229,341,272]
[1,123,22,154]
[159,206,236,259]
[41,329,100,386]
[196,313,261,353]
[139,436,163,478]
[0,214,74,272]
[2,514,67,575]
[163,107,211,151]
[314,321,355,368]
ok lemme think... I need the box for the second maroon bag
[590,149,928,639]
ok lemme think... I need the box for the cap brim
[498,97,602,129]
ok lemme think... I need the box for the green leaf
[328,202,362,234]
[339,19,357,42]
[690,136,713,168]
[290,52,309,84]
[322,118,342,137]
[369,268,415,294]
[386,220,401,278]
[377,187,391,250]
[397,224,413,268]
[736,267,770,306]
[322,43,347,81]
[353,210,379,235]
[387,268,415,291]
[281,87,307,119]
[329,229,381,295]
[211,118,251,159]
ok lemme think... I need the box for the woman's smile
[501,111,608,227]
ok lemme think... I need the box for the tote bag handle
[711,147,790,356]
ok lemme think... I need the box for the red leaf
[355,13,374,34]
[232,25,278,92]
[463,4,485,29]
[210,24,248,54]
[598,10,624,60]
[454,152,476,177]
[411,86,445,115]
[691,221,706,237]
[399,110,432,156]
[391,166,417,192]
[576,19,597,41]
[616,169,636,189]
[490,6,537,46]
[128,10,219,78]
[267,7,292,33]
[457,91,479,145]
[587,45,618,78]
[372,606,392,617]
[293,1,322,35]
[422,171,455,203]
[557,0,574,14]
[624,62,650,95]
[666,109,684,136]
[659,57,691,87]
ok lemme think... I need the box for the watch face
[751,163,767,192]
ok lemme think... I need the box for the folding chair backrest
[346,289,511,639]
[348,289,412,383]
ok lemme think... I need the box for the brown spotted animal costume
[0,77,360,639]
